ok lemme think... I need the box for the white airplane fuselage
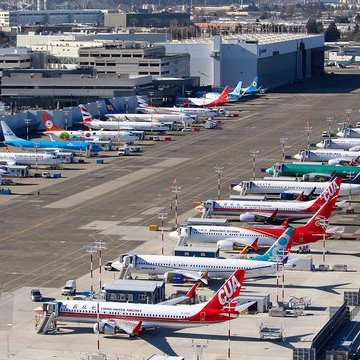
[171,225,276,247]
[105,113,191,124]
[0,152,61,165]
[111,254,275,278]
[233,180,357,196]
[317,138,360,150]
[294,149,360,162]
[84,120,169,132]
[337,128,360,138]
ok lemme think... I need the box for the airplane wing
[159,273,206,305]
[0,159,16,166]
[101,319,142,336]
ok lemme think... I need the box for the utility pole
[280,137,288,163]
[345,171,355,213]
[250,150,259,180]
[305,122,312,150]
[214,164,224,200]
[158,211,168,255]
[346,108,352,127]
[85,244,97,293]
[326,116,333,138]
[171,182,182,229]
[24,119,31,140]
[95,240,107,291]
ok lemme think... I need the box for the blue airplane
[1,121,102,155]
[241,76,262,96]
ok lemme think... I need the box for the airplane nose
[233,184,242,192]
[293,154,301,160]
[195,205,205,212]
[316,142,324,148]
[265,168,272,174]
[336,132,344,138]
[168,230,179,240]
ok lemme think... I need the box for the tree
[306,18,322,34]
[325,21,341,42]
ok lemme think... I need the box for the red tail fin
[311,177,342,209]
[79,105,93,124]
[42,112,63,132]
[302,196,338,232]
[218,85,230,101]
[202,270,245,311]
[296,191,304,202]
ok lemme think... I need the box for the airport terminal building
[163,34,325,88]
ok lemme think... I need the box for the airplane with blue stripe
[1,121,103,155]
[241,76,262,96]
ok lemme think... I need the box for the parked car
[61,280,77,296]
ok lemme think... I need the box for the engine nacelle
[164,272,185,284]
[349,146,360,152]
[239,213,256,222]
[217,240,235,251]
[93,321,116,335]
[302,173,331,182]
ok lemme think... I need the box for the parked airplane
[1,121,102,155]
[42,112,137,143]
[266,162,360,179]
[103,99,193,125]
[136,95,218,117]
[234,173,360,197]
[109,228,294,284]
[0,150,61,166]
[317,138,360,151]
[204,81,243,102]
[241,76,262,96]
[170,196,337,250]
[79,105,170,132]
[293,149,360,165]
[337,128,360,138]
[196,177,341,222]
[187,86,230,107]
[326,55,354,69]
[37,269,256,337]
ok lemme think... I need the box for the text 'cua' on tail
[202,269,246,311]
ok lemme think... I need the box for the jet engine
[93,321,116,335]
[164,272,185,284]
[239,213,257,222]
[217,240,236,251]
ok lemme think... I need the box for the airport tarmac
[1,69,360,359]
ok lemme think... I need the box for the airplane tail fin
[1,121,22,141]
[296,191,304,202]
[311,177,342,208]
[201,269,245,311]
[42,112,63,132]
[218,85,230,101]
[229,81,243,96]
[349,172,360,184]
[252,227,294,263]
[136,95,149,108]
[247,76,259,92]
[301,196,337,233]
[79,105,93,125]
[104,99,118,114]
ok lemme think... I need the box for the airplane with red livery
[36,270,254,337]
[187,86,230,107]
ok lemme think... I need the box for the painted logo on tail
[218,275,241,306]
[321,180,340,202]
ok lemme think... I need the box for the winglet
[281,218,289,227]
[296,191,304,202]
[250,238,258,251]
[132,321,142,336]
[185,271,208,298]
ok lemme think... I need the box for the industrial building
[1,68,153,107]
[0,9,104,27]
[103,279,165,304]
[162,33,325,88]
[0,48,31,77]
[78,42,190,78]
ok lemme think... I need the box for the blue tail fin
[247,76,259,93]
[229,81,243,96]
[104,99,118,114]
[251,227,294,262]
[1,121,22,141]
[350,172,360,184]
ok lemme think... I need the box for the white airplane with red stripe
[36,270,254,337]
[196,177,341,222]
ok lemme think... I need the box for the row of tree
[306,19,340,42]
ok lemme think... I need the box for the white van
[61,280,77,296]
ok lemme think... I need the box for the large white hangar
[163,33,325,88]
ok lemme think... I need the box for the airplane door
[200,312,206,322]
[324,139,330,148]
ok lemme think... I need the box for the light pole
[171,182,182,229]
[214,164,224,200]
[305,122,312,150]
[158,210,168,255]
[345,171,355,212]
[326,116,333,138]
[24,119,31,140]
[346,108,352,127]
[250,150,259,180]
[149,91,154,106]
[95,240,107,291]
[85,244,97,293]
[96,102,101,117]
[280,137,288,163]
[63,110,70,131]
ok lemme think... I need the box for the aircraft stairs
[36,311,56,334]
[118,263,132,280]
